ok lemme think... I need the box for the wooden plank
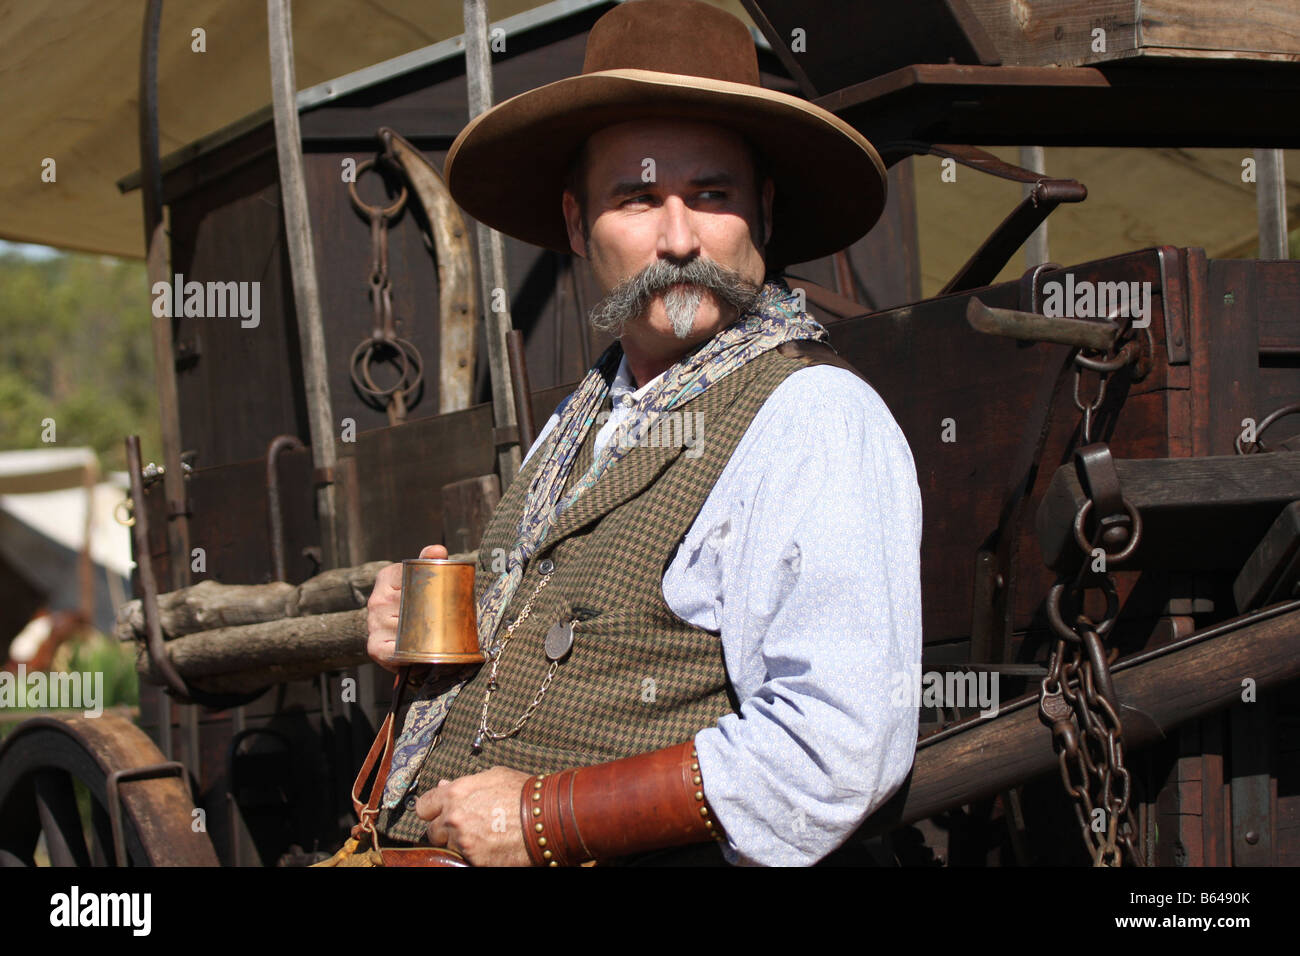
[441,475,501,554]
[964,0,1137,68]
[743,0,1000,97]
[1230,697,1275,864]
[1036,450,1300,572]
[960,0,1300,66]
[1139,0,1300,59]
[819,64,1300,162]
[1257,260,1300,355]
[1208,260,1261,455]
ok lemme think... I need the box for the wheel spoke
[88,799,113,867]
[34,770,92,867]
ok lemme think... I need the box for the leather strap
[350,675,405,842]
[342,672,467,866]
[520,740,724,866]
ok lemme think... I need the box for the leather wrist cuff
[518,740,725,866]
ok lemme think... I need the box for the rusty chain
[348,154,424,425]
[1039,318,1150,865]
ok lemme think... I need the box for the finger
[419,544,448,560]
[416,787,444,821]
[426,819,449,847]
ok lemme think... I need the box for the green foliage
[0,251,159,471]
[63,629,140,709]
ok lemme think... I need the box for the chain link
[471,572,572,751]
[1040,319,1150,865]
[347,155,424,425]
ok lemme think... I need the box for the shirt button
[620,394,634,408]
[538,557,555,575]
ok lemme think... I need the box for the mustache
[588,258,762,338]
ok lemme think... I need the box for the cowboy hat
[444,0,887,269]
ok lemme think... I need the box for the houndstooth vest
[379,340,858,841]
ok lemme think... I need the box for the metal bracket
[106,761,187,867]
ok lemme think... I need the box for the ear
[562,189,588,259]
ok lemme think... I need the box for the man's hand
[416,766,532,866]
[366,544,446,674]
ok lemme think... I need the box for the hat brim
[444,68,887,269]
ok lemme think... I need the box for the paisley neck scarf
[382,277,829,807]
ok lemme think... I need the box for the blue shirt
[523,352,923,865]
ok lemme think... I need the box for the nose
[656,194,700,261]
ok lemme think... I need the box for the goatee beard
[588,258,761,340]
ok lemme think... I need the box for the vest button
[537,557,555,575]
[405,796,417,811]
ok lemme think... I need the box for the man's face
[561,119,774,360]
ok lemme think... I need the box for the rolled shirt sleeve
[681,366,923,866]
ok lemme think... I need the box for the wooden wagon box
[964,0,1300,68]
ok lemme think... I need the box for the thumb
[419,544,448,559]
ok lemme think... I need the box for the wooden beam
[1036,450,1300,571]
[860,602,1300,835]
[267,0,344,568]
[463,0,522,485]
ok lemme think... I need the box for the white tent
[0,448,131,641]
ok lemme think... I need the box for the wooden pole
[138,0,182,763]
[267,0,345,568]
[860,602,1300,835]
[138,0,190,596]
[1255,148,1289,259]
[463,0,522,485]
[1019,145,1049,267]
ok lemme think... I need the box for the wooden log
[117,553,478,642]
[860,601,1300,835]
[137,609,369,694]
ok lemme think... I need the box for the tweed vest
[379,339,858,841]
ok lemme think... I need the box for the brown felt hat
[444,0,887,269]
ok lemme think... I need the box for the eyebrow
[605,171,737,200]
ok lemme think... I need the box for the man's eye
[621,194,652,206]
[697,191,726,200]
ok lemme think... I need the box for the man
[366,0,922,866]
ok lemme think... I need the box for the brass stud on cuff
[533,806,541,817]
[691,762,699,772]
[535,823,543,832]
[693,775,701,786]
[695,791,704,800]
[699,807,709,817]
[538,837,547,847]
[549,861,558,867]
[533,791,541,800]
[543,850,552,860]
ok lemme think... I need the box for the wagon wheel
[0,713,219,866]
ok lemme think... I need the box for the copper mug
[391,559,483,665]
